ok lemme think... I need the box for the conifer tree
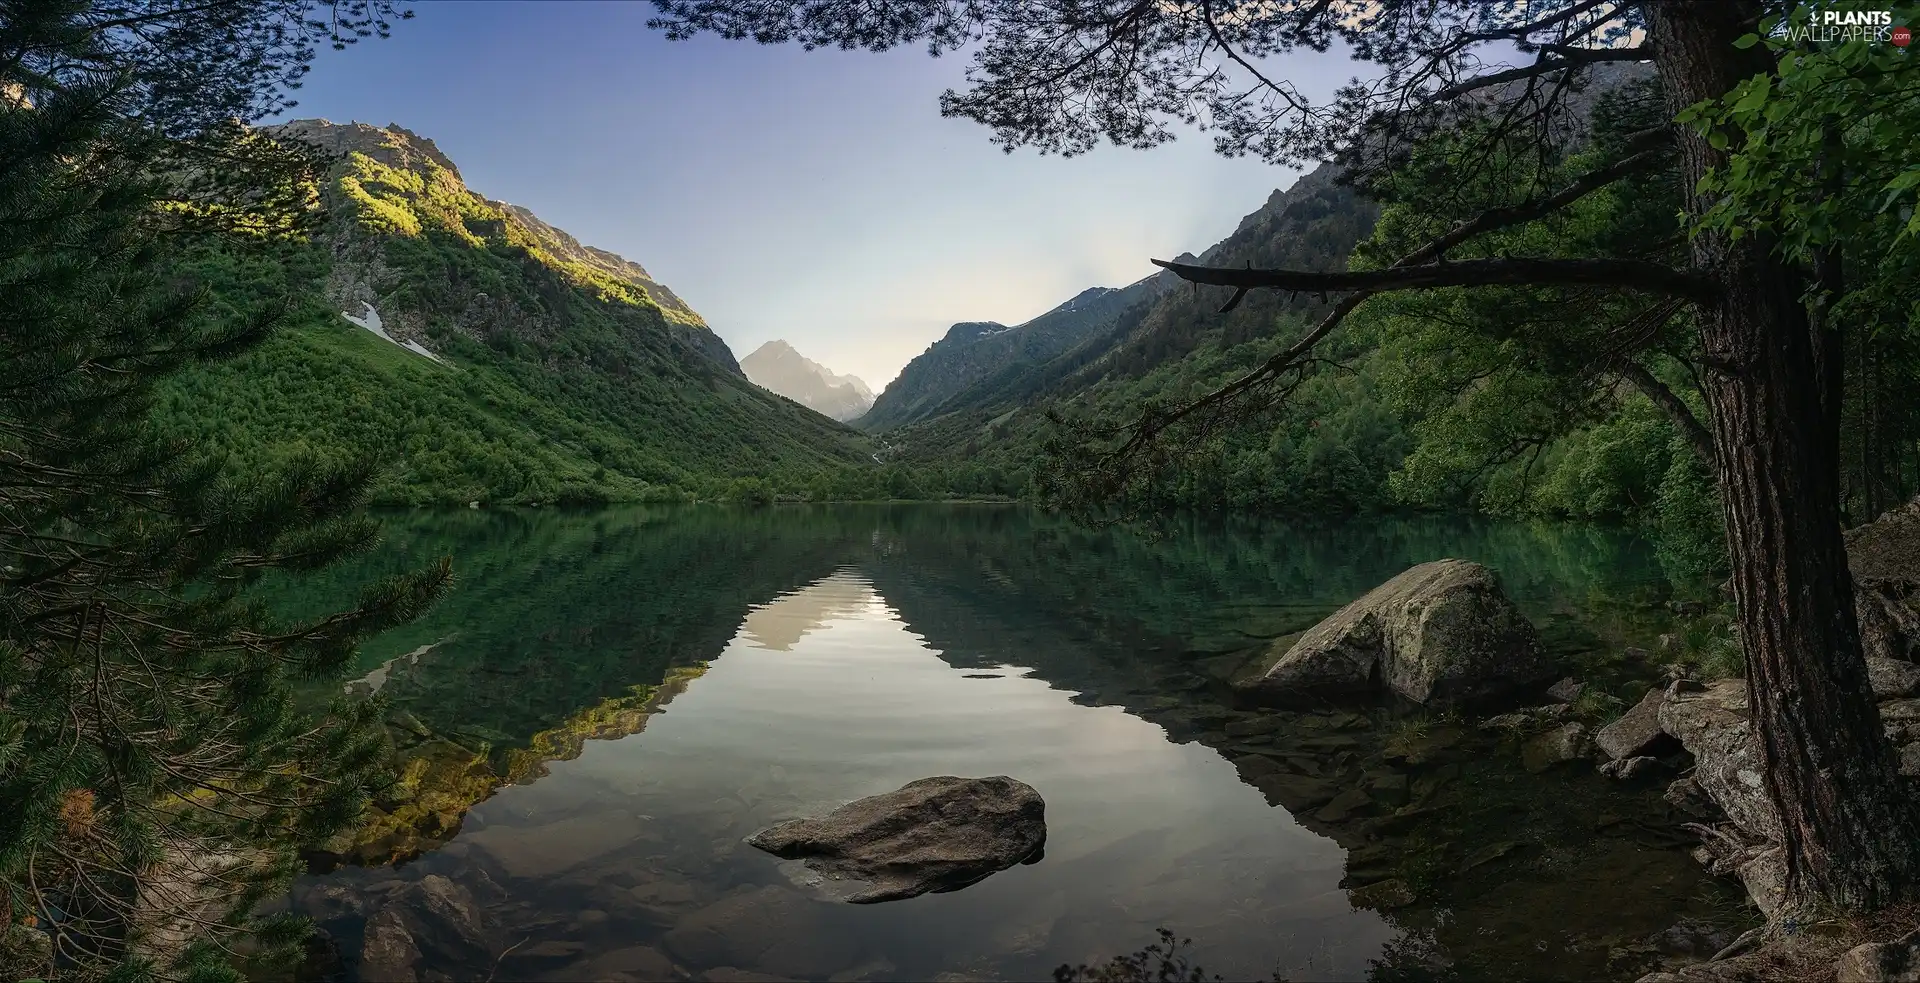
[0,2,435,979]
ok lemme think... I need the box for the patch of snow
[342,301,443,363]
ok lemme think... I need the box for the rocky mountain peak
[269,118,463,179]
[741,341,874,422]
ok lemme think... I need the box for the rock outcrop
[1656,679,1780,842]
[1849,497,1920,664]
[745,776,1046,903]
[1237,559,1553,708]
[1596,688,1674,761]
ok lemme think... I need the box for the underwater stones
[745,776,1046,904]
[1596,688,1673,761]
[1349,878,1417,910]
[358,907,422,983]
[1480,703,1572,733]
[1363,770,1411,807]
[1522,722,1592,773]
[561,945,681,983]
[1657,680,1780,842]
[662,886,859,978]
[1835,933,1920,983]
[356,873,502,982]
[1312,787,1376,823]
[465,813,645,880]
[1548,677,1586,702]
[1663,777,1720,820]
[1249,772,1339,812]
[1237,559,1552,709]
[1599,756,1662,780]
[1222,715,1285,738]
[1459,839,1525,873]
[1869,657,1920,699]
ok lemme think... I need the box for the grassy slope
[155,135,875,506]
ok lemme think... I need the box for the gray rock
[1481,703,1572,733]
[358,875,501,982]
[1548,677,1585,702]
[1236,559,1552,708]
[1736,846,1790,921]
[1599,755,1661,780]
[359,907,421,983]
[1596,688,1672,761]
[745,776,1045,904]
[1848,497,1920,664]
[1870,657,1920,699]
[1902,743,1920,778]
[0,924,51,981]
[1836,934,1920,982]
[1664,776,1720,819]
[1657,679,1781,842]
[1522,722,1591,773]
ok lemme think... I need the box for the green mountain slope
[860,277,1173,430]
[155,120,873,506]
[880,163,1392,509]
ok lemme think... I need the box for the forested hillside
[860,275,1172,429]
[153,120,876,505]
[876,66,1920,570]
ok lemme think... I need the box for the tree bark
[1646,0,1920,910]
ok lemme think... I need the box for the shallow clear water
[275,505,1745,983]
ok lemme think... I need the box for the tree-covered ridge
[150,120,885,506]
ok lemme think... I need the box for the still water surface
[280,505,1743,982]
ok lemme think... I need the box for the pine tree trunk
[1647,0,1920,909]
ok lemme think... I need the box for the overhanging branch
[1150,255,1719,306]
[1430,45,1655,103]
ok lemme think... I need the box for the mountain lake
[264,504,1754,983]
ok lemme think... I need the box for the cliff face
[740,341,874,422]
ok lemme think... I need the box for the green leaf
[1734,32,1761,49]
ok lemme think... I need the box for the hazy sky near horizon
[274,1,1363,388]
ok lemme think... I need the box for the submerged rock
[1548,677,1585,702]
[1848,497,1920,664]
[1521,722,1591,773]
[1599,755,1662,780]
[745,776,1046,904]
[356,874,502,983]
[1236,559,1552,708]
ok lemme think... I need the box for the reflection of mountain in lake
[737,573,882,651]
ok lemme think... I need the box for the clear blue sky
[275,1,1361,388]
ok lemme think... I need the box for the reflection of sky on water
[473,568,1394,982]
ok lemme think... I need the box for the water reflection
[271,506,1740,983]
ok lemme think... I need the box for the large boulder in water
[1236,559,1552,708]
[745,776,1045,904]
[1849,497,1920,664]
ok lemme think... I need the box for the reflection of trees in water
[1053,928,1292,983]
